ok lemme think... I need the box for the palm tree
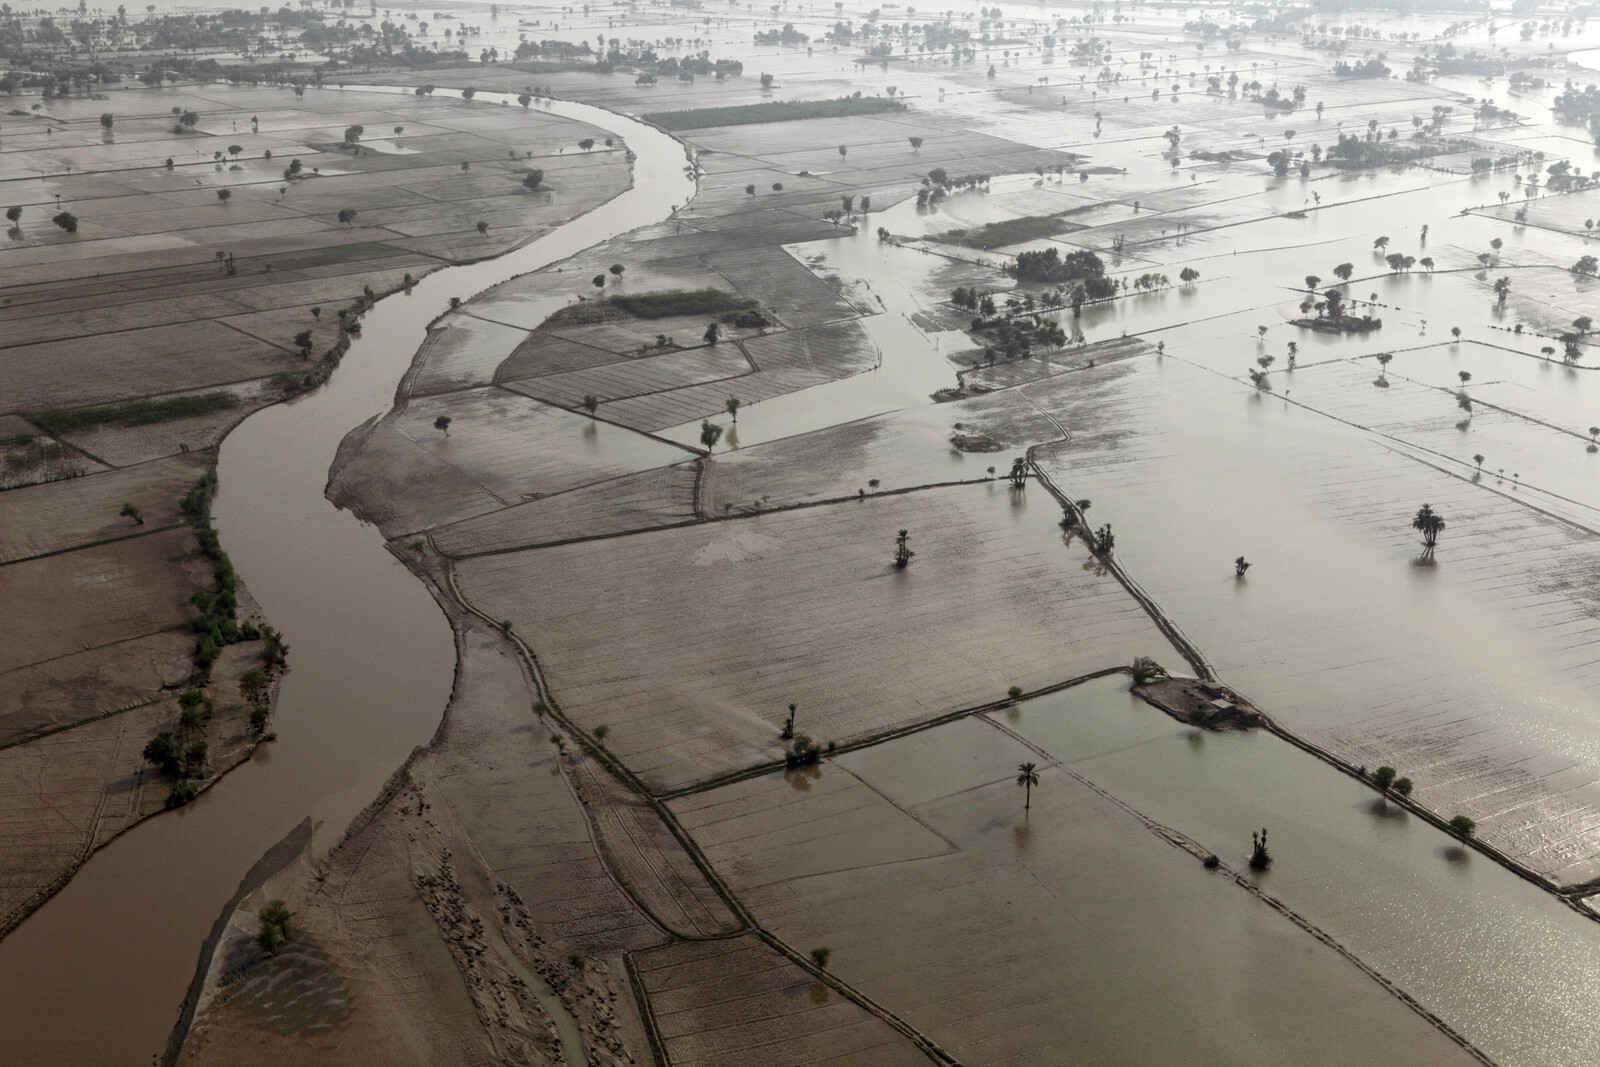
[1492,276,1511,304]
[893,529,913,569]
[1016,762,1040,810]
[1412,503,1445,548]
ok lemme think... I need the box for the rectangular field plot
[632,935,930,1067]
[455,483,1176,791]
[669,715,1479,1067]
[1030,356,1600,882]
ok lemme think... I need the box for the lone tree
[120,503,144,525]
[477,220,489,234]
[5,206,20,227]
[703,321,721,345]
[610,263,624,278]
[52,211,79,233]
[700,419,723,452]
[578,138,595,151]
[1016,761,1040,810]
[582,394,599,417]
[1412,503,1445,549]
[216,189,231,203]
[810,946,831,969]
[337,208,357,226]
[893,529,914,569]
[725,396,741,421]
[1448,814,1476,840]
[434,415,451,436]
[101,112,114,130]
[523,170,544,190]
[294,330,313,356]
[909,136,923,150]
[1130,656,1166,685]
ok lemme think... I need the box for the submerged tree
[1235,555,1250,577]
[1092,524,1115,556]
[1008,456,1027,489]
[121,502,144,525]
[893,528,913,569]
[1412,503,1445,548]
[726,396,741,421]
[1016,761,1040,810]
[582,394,599,417]
[1249,828,1272,870]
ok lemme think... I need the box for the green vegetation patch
[938,213,1082,250]
[643,96,904,130]
[609,288,758,319]
[33,392,238,436]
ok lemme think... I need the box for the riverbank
[0,83,655,1063]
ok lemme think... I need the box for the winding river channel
[0,87,695,1064]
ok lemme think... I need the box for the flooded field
[6,0,1600,1062]
[1011,677,1600,1067]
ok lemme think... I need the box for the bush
[167,779,199,807]
[785,734,823,768]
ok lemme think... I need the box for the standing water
[0,87,695,1064]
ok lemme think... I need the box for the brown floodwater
[0,86,694,1064]
[1011,677,1600,1067]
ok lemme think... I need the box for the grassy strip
[643,95,904,130]
[32,392,238,436]
[610,288,756,319]
[939,213,1078,250]
[544,287,758,327]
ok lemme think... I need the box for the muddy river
[0,86,694,1063]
